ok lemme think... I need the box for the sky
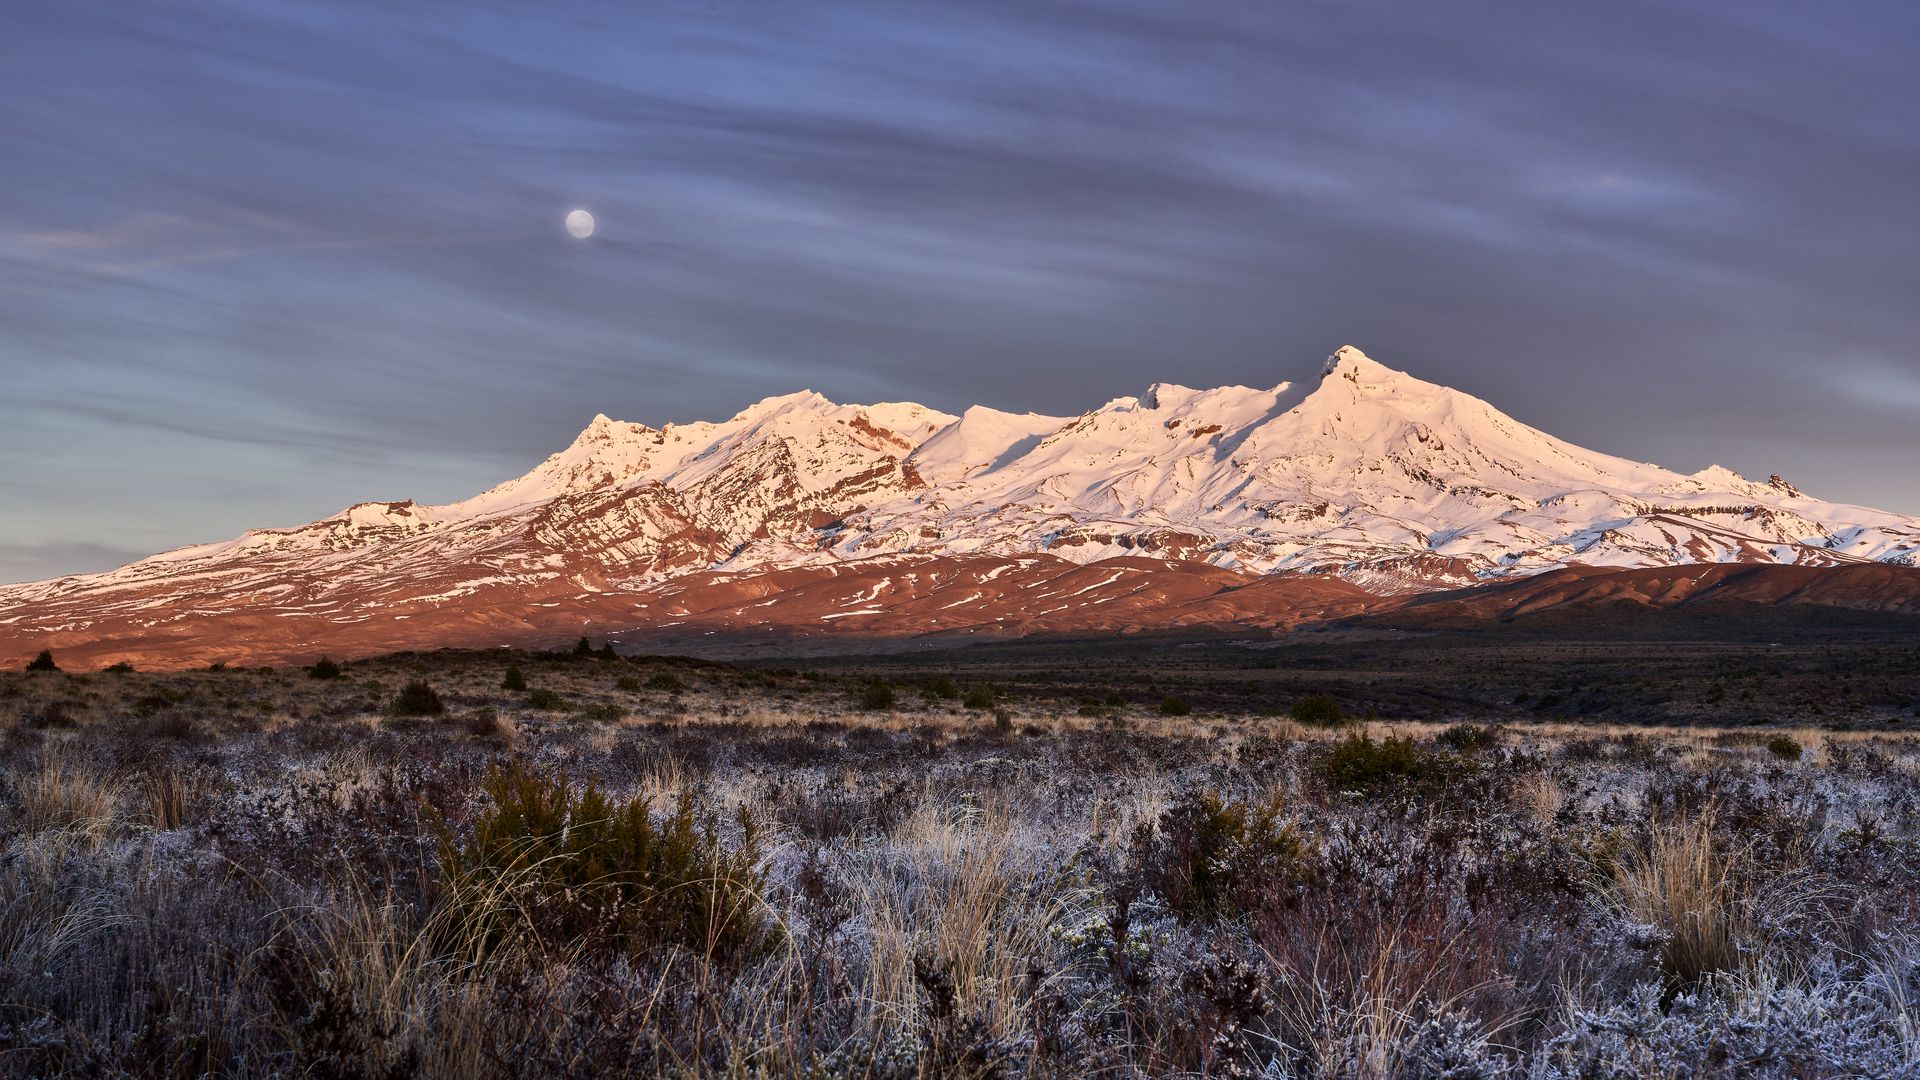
[3,0,1918,583]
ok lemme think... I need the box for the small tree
[597,642,617,660]
[25,650,59,673]
[858,680,897,711]
[573,637,593,657]
[502,665,528,691]
[307,657,343,680]
[390,680,446,717]
[1765,733,1803,761]
[1289,693,1343,726]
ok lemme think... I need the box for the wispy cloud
[2,0,1918,575]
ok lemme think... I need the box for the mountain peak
[1321,344,1404,382]
[1322,344,1370,374]
[733,389,835,422]
[569,412,652,448]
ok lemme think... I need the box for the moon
[565,209,595,240]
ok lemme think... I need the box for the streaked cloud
[1,0,1916,581]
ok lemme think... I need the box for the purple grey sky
[3,1,1918,582]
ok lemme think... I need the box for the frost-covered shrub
[442,765,770,962]
[1438,723,1501,752]
[1541,970,1920,1079]
[1131,787,1310,923]
[1319,732,1443,794]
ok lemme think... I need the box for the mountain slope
[825,347,1917,586]
[3,345,1917,668]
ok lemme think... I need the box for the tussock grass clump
[17,751,125,843]
[141,766,190,830]
[441,765,771,963]
[1612,810,1747,989]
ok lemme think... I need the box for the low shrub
[1319,732,1438,794]
[464,707,516,743]
[306,657,343,680]
[1159,695,1191,717]
[388,680,445,717]
[25,650,59,673]
[962,685,997,710]
[921,675,960,701]
[442,765,770,962]
[103,661,135,674]
[1438,723,1500,752]
[644,671,685,692]
[1765,733,1803,761]
[1132,787,1310,922]
[526,688,572,711]
[1289,693,1343,726]
[502,665,527,691]
[858,680,897,711]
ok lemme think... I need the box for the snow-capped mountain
[4,345,1917,668]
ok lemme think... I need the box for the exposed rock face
[4,346,1917,668]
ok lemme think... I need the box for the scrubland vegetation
[2,644,1919,1077]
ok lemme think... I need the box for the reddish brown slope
[7,556,1916,673]
[0,554,1385,671]
[1397,562,1920,621]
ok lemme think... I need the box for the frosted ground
[3,643,1919,1078]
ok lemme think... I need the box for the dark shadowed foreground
[2,645,1918,1077]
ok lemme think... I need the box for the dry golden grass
[1611,809,1744,988]
[847,797,1069,1048]
[16,748,125,846]
[140,765,190,830]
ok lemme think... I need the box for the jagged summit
[1322,343,1372,375]
[4,343,1917,666]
